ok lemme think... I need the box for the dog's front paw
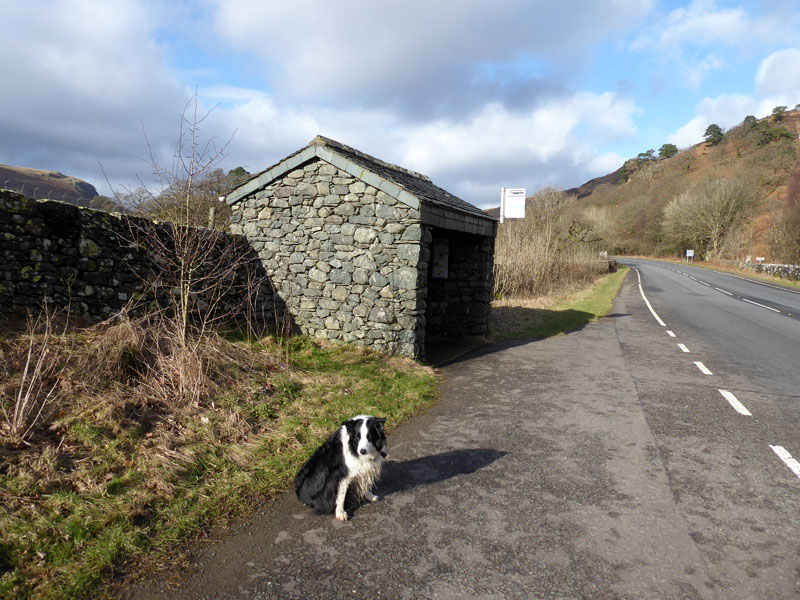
[369,494,380,502]
[335,509,348,522]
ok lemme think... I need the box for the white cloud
[643,0,747,51]
[755,48,800,99]
[0,0,187,190]
[394,92,637,204]
[210,0,652,115]
[400,93,636,173]
[668,93,752,147]
[632,0,800,88]
[668,48,800,148]
[203,88,638,208]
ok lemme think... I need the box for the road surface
[124,263,800,599]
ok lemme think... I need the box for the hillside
[503,107,800,263]
[0,164,100,207]
[578,107,800,259]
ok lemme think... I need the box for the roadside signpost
[500,188,526,223]
[686,249,694,263]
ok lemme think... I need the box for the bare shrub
[494,189,607,298]
[0,308,63,445]
[766,169,800,263]
[101,91,277,375]
[663,177,759,260]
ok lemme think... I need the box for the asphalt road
[124,265,800,599]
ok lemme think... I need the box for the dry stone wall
[737,261,800,281]
[0,190,272,322]
[229,158,427,357]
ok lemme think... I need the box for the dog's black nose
[359,448,367,455]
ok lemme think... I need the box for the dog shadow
[375,448,508,498]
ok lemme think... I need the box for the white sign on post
[500,188,526,223]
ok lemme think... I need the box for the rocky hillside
[0,164,99,206]
[576,107,800,259]
[486,107,799,262]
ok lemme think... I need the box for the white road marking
[714,287,734,296]
[694,361,712,375]
[667,330,676,337]
[677,343,690,352]
[742,298,781,313]
[769,445,800,480]
[699,281,711,287]
[718,390,751,416]
[634,268,666,326]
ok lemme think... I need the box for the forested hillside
[571,106,800,263]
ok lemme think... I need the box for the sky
[2,0,800,210]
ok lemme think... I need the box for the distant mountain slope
[492,107,800,260]
[573,108,800,257]
[564,165,627,199]
[0,164,99,206]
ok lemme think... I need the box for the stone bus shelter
[226,136,497,358]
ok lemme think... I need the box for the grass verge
[649,257,800,290]
[490,266,629,340]
[1,268,631,599]
[0,323,436,600]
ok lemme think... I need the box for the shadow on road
[426,307,603,368]
[377,448,509,497]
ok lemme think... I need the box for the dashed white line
[667,330,676,337]
[769,445,800,480]
[677,343,691,353]
[694,361,713,375]
[718,390,751,416]
[714,287,734,296]
[742,298,781,313]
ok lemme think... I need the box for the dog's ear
[376,418,386,430]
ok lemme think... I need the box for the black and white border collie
[294,415,387,521]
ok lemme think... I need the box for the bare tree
[494,189,606,298]
[101,92,272,402]
[663,177,758,260]
[766,169,800,263]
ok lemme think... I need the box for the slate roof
[226,135,496,223]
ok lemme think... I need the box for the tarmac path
[124,269,799,599]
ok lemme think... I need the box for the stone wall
[229,158,427,357]
[0,190,273,322]
[736,261,800,281]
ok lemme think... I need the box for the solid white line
[742,298,781,313]
[718,390,751,416]
[667,330,676,337]
[634,268,666,327]
[769,445,800,480]
[694,361,712,375]
[714,287,734,296]
[678,343,690,353]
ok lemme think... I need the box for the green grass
[0,333,436,600]
[490,267,629,340]
[650,257,800,290]
[0,268,634,599]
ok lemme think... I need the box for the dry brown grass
[494,189,609,298]
[0,307,437,600]
[576,110,800,258]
